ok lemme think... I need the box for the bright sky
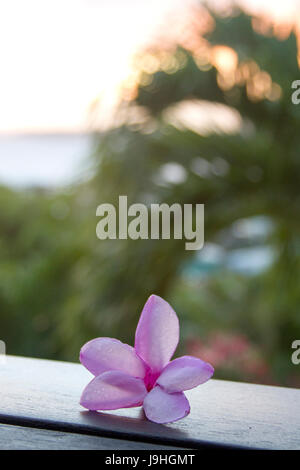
[0,0,185,134]
[0,0,299,134]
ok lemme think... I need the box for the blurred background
[1,0,300,387]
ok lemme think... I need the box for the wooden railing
[0,356,299,450]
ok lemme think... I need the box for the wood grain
[0,423,184,450]
[0,356,299,449]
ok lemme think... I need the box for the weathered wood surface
[0,356,299,449]
[0,423,184,450]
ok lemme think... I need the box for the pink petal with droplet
[135,295,179,374]
[80,370,147,410]
[80,337,146,378]
[157,355,214,393]
[143,385,190,424]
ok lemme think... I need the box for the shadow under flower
[79,407,189,446]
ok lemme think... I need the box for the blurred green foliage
[1,7,300,386]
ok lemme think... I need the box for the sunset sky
[0,0,299,134]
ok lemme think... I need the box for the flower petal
[134,295,179,373]
[80,337,146,378]
[80,370,147,410]
[157,355,214,393]
[143,385,190,424]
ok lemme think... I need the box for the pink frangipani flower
[79,295,214,424]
